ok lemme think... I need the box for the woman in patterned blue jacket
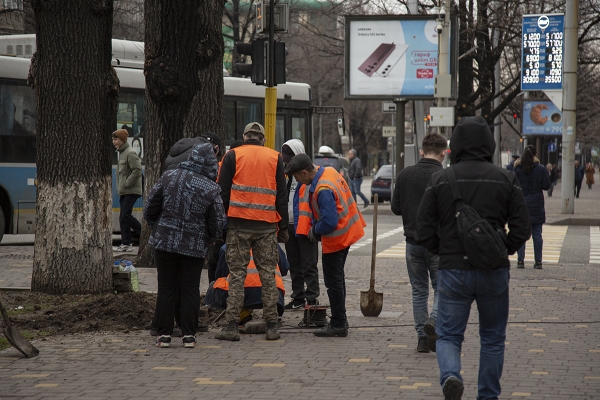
[144,143,226,348]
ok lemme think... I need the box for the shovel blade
[3,326,39,358]
[360,289,383,317]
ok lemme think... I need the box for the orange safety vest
[296,183,312,236]
[212,253,285,293]
[228,145,281,223]
[311,167,366,253]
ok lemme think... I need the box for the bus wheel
[0,207,4,244]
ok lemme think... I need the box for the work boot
[313,324,348,337]
[423,317,438,352]
[265,322,280,340]
[214,322,240,341]
[517,260,525,269]
[534,261,543,269]
[442,376,464,400]
[417,337,430,353]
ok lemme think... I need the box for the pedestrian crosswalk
[378,241,407,258]
[589,226,600,264]
[508,225,568,264]
[349,226,404,252]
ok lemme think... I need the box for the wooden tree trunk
[29,0,118,294]
[136,0,224,267]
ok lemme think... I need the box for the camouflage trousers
[224,229,279,325]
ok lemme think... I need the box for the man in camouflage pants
[215,123,289,341]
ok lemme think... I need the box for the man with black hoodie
[391,133,446,354]
[417,117,531,400]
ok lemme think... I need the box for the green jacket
[116,142,142,196]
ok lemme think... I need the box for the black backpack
[446,168,508,271]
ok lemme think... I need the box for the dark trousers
[206,238,224,284]
[284,224,320,302]
[322,247,349,329]
[119,194,142,245]
[155,250,203,336]
[575,180,583,197]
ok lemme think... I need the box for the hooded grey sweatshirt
[282,139,306,223]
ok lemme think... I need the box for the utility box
[429,107,455,127]
[434,74,452,98]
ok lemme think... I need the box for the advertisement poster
[523,100,563,135]
[345,17,443,99]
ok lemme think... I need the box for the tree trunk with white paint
[29,0,118,294]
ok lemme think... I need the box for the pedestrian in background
[144,143,226,348]
[216,122,289,342]
[585,162,595,189]
[417,116,531,400]
[514,145,550,269]
[281,139,320,312]
[391,133,446,353]
[112,129,142,252]
[347,149,369,208]
[575,160,584,198]
[286,154,365,338]
[505,154,519,171]
[547,163,557,197]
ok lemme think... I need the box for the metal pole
[263,0,277,149]
[561,0,578,214]
[407,0,425,150]
[394,98,407,175]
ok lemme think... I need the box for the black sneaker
[182,335,196,348]
[443,376,464,400]
[517,260,525,269]
[423,317,437,352]
[534,262,543,269]
[284,299,305,310]
[417,337,430,353]
[156,335,171,348]
[197,322,209,333]
[313,324,348,337]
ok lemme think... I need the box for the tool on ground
[360,193,383,317]
[301,304,328,328]
[0,291,39,358]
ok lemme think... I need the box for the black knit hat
[284,154,313,175]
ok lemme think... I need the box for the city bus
[0,36,313,242]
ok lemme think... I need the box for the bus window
[0,82,36,163]
[291,115,307,144]
[114,90,145,164]
[275,114,285,151]
[224,100,236,144]
[236,100,262,139]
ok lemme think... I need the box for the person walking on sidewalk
[417,116,531,400]
[112,129,142,252]
[347,149,369,208]
[585,162,595,189]
[281,139,320,311]
[514,145,550,270]
[215,122,289,342]
[575,160,584,198]
[144,143,226,348]
[286,154,366,338]
[391,133,446,353]
[547,163,557,197]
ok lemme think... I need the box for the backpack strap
[446,167,463,201]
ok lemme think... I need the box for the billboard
[521,14,565,91]
[344,16,457,100]
[523,100,563,135]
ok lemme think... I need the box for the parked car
[313,146,350,182]
[371,165,394,202]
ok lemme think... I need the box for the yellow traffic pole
[264,87,277,149]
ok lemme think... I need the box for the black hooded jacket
[416,116,531,270]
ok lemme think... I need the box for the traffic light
[513,112,519,124]
[274,42,288,85]
[235,39,265,85]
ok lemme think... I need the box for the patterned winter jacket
[144,143,226,259]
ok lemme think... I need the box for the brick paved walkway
[1,254,599,399]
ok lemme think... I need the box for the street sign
[382,126,396,137]
[521,14,565,91]
[548,142,556,152]
[382,102,396,113]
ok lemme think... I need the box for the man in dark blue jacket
[417,117,531,400]
[574,160,584,198]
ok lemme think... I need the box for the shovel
[0,291,39,358]
[360,194,383,317]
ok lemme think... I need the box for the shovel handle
[370,194,378,285]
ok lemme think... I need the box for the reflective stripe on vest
[213,256,285,293]
[228,145,281,223]
[296,184,313,236]
[310,167,366,253]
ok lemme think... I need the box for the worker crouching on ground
[204,244,289,323]
[215,122,289,342]
[285,154,366,337]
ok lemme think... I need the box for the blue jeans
[405,242,439,337]
[517,223,543,263]
[436,268,510,400]
[321,247,349,329]
[350,178,369,205]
